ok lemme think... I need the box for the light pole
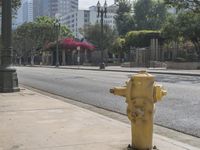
[77,46,81,68]
[0,0,20,92]
[97,0,107,70]
[53,19,61,67]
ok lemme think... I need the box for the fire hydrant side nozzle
[153,84,167,102]
[110,86,127,97]
[110,71,167,150]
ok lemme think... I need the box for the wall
[166,62,200,70]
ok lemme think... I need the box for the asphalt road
[16,67,200,137]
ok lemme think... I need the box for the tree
[161,15,180,42]
[162,12,200,59]
[111,37,126,62]
[134,0,167,30]
[12,0,21,14]
[35,16,72,38]
[115,0,136,35]
[12,16,72,65]
[84,24,117,51]
[164,0,200,13]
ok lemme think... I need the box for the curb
[20,65,200,77]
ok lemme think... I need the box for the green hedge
[125,30,161,48]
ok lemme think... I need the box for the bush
[186,53,198,62]
[174,57,187,62]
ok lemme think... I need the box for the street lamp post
[0,0,20,92]
[53,19,61,67]
[77,46,81,69]
[97,0,107,70]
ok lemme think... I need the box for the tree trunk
[31,55,34,66]
[84,49,88,63]
[62,49,66,66]
[19,57,22,65]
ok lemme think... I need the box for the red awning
[75,41,96,50]
[44,38,95,51]
[60,38,95,51]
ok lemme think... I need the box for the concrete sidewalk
[0,89,199,150]
[27,65,200,76]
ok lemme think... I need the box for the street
[16,67,200,137]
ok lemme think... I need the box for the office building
[58,0,78,16]
[49,0,79,18]
[49,0,58,17]
[22,0,33,22]
[89,4,118,29]
[33,0,49,20]
[61,3,117,38]
[61,10,90,38]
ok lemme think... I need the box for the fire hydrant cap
[132,70,154,80]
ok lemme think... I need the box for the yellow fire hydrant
[110,71,167,150]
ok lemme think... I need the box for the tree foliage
[12,16,72,61]
[161,15,179,41]
[115,0,136,35]
[164,0,200,13]
[134,0,168,30]
[111,37,126,62]
[84,24,117,51]
[162,12,200,58]
[125,30,161,48]
[12,0,21,10]
[115,0,167,35]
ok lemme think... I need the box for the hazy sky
[79,0,115,10]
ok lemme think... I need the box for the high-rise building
[49,0,78,18]
[33,0,49,20]
[89,4,118,29]
[22,0,33,22]
[43,0,50,16]
[33,0,43,19]
[58,0,78,16]
[49,0,59,17]
[60,3,117,39]
[61,10,90,38]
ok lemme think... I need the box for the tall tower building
[49,0,78,18]
[43,0,50,16]
[49,0,59,17]
[22,0,33,22]
[33,0,43,19]
[33,0,49,20]
[58,0,78,16]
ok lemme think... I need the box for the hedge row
[125,30,161,48]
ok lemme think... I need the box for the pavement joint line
[20,84,200,148]
[23,65,200,77]
[0,107,69,113]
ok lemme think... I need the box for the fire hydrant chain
[110,71,167,150]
